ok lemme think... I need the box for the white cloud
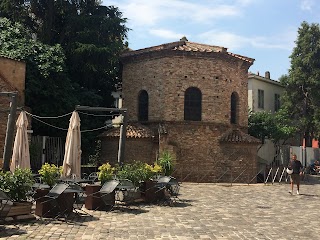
[106,0,244,27]
[149,29,186,40]
[198,29,296,51]
[300,0,315,11]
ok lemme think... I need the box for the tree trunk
[304,131,313,147]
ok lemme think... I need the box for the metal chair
[166,177,181,203]
[87,172,99,184]
[0,190,13,228]
[35,183,70,220]
[88,179,120,211]
[154,176,181,206]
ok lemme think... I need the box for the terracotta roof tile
[99,123,154,139]
[219,129,260,144]
[172,41,226,53]
[121,40,254,64]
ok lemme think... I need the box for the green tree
[0,1,129,158]
[0,17,77,136]
[280,21,320,147]
[0,0,33,29]
[248,110,296,146]
[1,1,128,107]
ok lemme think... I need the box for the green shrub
[157,150,176,176]
[98,162,115,184]
[116,161,164,187]
[38,163,61,187]
[0,168,34,202]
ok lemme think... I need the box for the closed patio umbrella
[61,111,81,178]
[10,111,30,171]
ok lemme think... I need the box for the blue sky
[102,0,320,80]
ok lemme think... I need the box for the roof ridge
[186,41,227,51]
[121,40,254,64]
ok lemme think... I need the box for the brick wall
[99,137,158,166]
[122,54,249,127]
[0,57,26,105]
[0,57,26,159]
[118,44,258,183]
[147,122,257,183]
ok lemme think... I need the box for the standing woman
[288,154,303,195]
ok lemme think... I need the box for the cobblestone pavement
[1,181,320,240]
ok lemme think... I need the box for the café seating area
[30,174,181,221]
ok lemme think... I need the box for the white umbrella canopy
[10,111,30,172]
[61,111,82,178]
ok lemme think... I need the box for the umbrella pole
[1,92,18,171]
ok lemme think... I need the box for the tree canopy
[0,17,77,132]
[248,110,296,146]
[0,0,128,158]
[280,21,320,147]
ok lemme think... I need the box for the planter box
[116,190,141,203]
[7,202,33,217]
[85,185,102,210]
[143,180,165,203]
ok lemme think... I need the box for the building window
[184,87,202,121]
[258,89,264,109]
[230,92,239,124]
[138,90,148,121]
[274,93,280,112]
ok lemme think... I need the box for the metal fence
[30,136,65,171]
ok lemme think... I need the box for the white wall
[248,73,284,113]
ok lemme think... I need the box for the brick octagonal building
[101,39,260,183]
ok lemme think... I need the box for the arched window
[230,92,239,124]
[138,90,148,121]
[184,87,202,121]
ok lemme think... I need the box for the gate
[30,136,65,171]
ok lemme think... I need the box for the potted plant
[98,162,115,184]
[142,163,165,203]
[116,161,164,203]
[85,162,115,210]
[38,163,61,187]
[0,168,35,217]
[158,150,176,176]
[116,161,146,187]
[36,163,76,217]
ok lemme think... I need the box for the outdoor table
[60,178,93,184]
[32,183,50,190]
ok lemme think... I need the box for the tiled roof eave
[219,129,261,145]
[120,40,254,64]
[98,123,154,139]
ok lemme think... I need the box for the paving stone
[1,182,320,239]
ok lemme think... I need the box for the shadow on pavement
[0,225,27,238]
